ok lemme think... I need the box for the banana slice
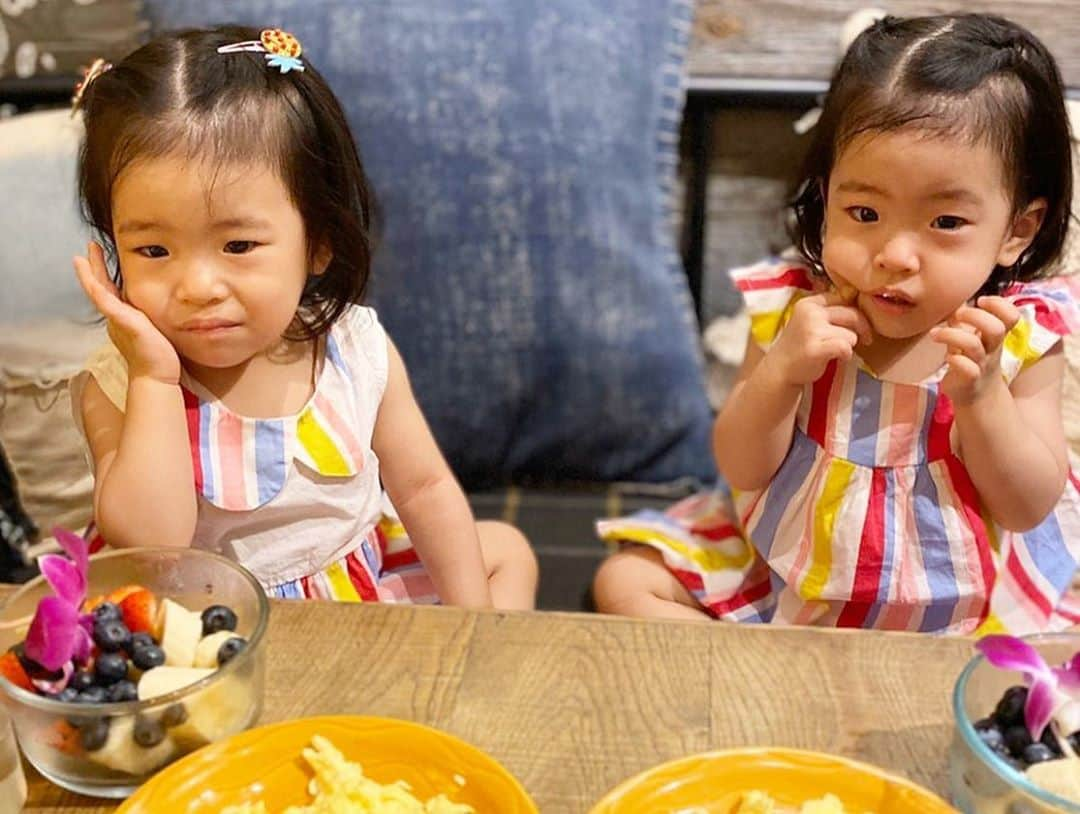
[192,631,239,669]
[85,716,176,776]
[156,599,203,668]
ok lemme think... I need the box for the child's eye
[224,240,258,254]
[135,245,169,259]
[932,215,968,230]
[846,206,878,223]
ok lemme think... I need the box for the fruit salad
[0,530,259,780]
[964,635,1080,807]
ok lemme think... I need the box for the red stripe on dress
[944,454,996,621]
[926,392,954,462]
[383,547,421,572]
[182,388,204,494]
[846,468,887,609]
[1006,547,1054,618]
[707,574,773,617]
[345,549,379,601]
[806,359,839,446]
[300,574,317,599]
[1011,297,1069,336]
[670,567,705,592]
[734,267,814,292]
[688,522,740,541]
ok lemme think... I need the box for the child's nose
[176,261,228,303]
[873,232,920,275]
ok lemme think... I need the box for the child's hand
[74,241,181,385]
[931,296,1020,406]
[767,289,873,386]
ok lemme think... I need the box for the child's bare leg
[477,520,538,610]
[592,545,710,620]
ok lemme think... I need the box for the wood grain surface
[13,596,978,813]
[689,1,1080,88]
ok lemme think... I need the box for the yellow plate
[588,748,958,813]
[116,715,538,813]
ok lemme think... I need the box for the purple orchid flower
[977,635,1080,741]
[23,528,94,675]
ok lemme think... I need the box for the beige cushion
[0,320,105,537]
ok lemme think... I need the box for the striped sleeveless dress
[72,305,438,604]
[598,260,1080,635]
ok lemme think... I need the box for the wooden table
[15,596,980,813]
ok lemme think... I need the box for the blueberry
[217,636,246,666]
[1041,727,1065,756]
[94,652,129,686]
[69,670,96,692]
[128,632,156,653]
[52,687,79,704]
[106,680,138,703]
[161,703,188,728]
[92,602,122,624]
[79,717,110,751]
[977,725,1005,752]
[77,686,108,704]
[93,619,132,653]
[1024,742,1058,764]
[201,605,238,636]
[132,715,165,747]
[131,645,165,671]
[995,686,1029,728]
[1005,724,1034,757]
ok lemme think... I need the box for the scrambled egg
[220,736,475,814]
[736,790,864,814]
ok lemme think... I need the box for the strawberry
[46,720,82,755]
[119,589,159,636]
[106,584,146,606]
[0,650,33,692]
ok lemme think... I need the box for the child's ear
[997,197,1047,267]
[311,243,333,276]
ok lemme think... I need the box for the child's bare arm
[75,241,196,547]
[935,297,1068,531]
[372,338,493,608]
[81,375,197,547]
[952,346,1068,531]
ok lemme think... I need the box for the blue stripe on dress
[325,334,350,381]
[254,420,287,505]
[747,431,819,562]
[846,369,881,467]
[912,465,959,632]
[272,580,304,599]
[916,385,939,464]
[1017,513,1077,595]
[199,402,216,504]
[864,468,898,628]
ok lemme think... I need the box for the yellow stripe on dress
[324,560,363,602]
[802,457,857,600]
[1003,317,1041,371]
[974,612,1007,637]
[297,408,351,475]
[750,311,785,347]
[602,526,755,572]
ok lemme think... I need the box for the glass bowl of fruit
[0,533,268,798]
[951,632,1080,813]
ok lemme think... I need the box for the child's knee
[592,547,656,612]
[478,520,537,581]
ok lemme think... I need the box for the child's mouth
[871,290,915,310]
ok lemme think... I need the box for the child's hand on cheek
[767,288,873,386]
[74,241,181,385]
[930,296,1021,406]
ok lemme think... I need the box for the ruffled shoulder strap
[69,341,129,455]
[999,277,1080,382]
[729,256,820,349]
[323,305,389,402]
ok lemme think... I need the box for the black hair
[791,13,1072,295]
[77,25,378,339]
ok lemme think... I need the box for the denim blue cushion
[142,0,716,487]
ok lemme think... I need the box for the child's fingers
[930,325,986,363]
[823,305,873,345]
[87,242,120,298]
[945,352,982,381]
[952,305,1010,351]
[975,296,1021,332]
